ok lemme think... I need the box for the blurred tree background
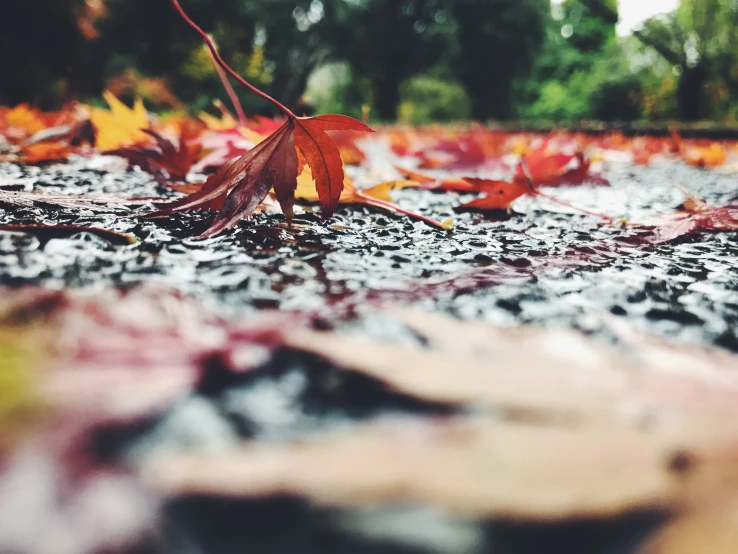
[1,0,737,124]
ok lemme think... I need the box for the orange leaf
[21,143,73,164]
[682,143,727,168]
[5,105,46,140]
[393,165,437,185]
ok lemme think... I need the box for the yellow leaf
[198,110,238,131]
[293,169,445,229]
[362,180,419,202]
[90,91,149,150]
[682,143,727,168]
[295,167,356,203]
[0,332,40,451]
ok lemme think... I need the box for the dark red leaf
[106,129,201,183]
[200,122,297,238]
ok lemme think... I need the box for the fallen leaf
[0,225,136,245]
[295,169,444,229]
[458,178,530,211]
[106,129,202,183]
[393,165,438,185]
[193,128,259,172]
[145,114,373,236]
[89,91,150,150]
[293,114,373,218]
[0,188,138,213]
[0,331,41,451]
[681,143,727,169]
[20,143,74,164]
[147,417,679,520]
[634,191,738,243]
[330,130,367,165]
[203,120,298,236]
[2,104,47,142]
[361,180,419,202]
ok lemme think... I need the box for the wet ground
[1,147,737,553]
[1,147,736,349]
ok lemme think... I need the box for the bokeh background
[2,0,737,124]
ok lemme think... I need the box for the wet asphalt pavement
[1,149,737,554]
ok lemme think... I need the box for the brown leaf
[146,417,678,520]
[146,114,372,236]
[0,225,135,245]
[145,310,738,522]
[146,122,291,220]
[0,188,138,213]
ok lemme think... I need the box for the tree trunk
[374,76,401,121]
[467,79,514,122]
[678,64,709,121]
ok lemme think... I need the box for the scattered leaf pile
[3,96,737,243]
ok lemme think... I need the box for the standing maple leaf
[148,1,374,238]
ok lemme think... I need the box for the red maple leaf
[145,1,374,237]
[458,178,531,211]
[634,194,738,243]
[147,115,372,237]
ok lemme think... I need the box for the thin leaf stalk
[170,0,296,119]
[206,47,247,126]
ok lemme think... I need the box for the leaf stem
[206,47,247,126]
[519,159,615,221]
[533,189,616,221]
[357,193,446,229]
[170,0,296,119]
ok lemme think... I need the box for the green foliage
[522,0,636,122]
[3,0,737,123]
[635,0,738,121]
[398,76,471,124]
[322,0,452,121]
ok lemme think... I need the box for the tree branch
[576,0,619,26]
[633,28,684,67]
